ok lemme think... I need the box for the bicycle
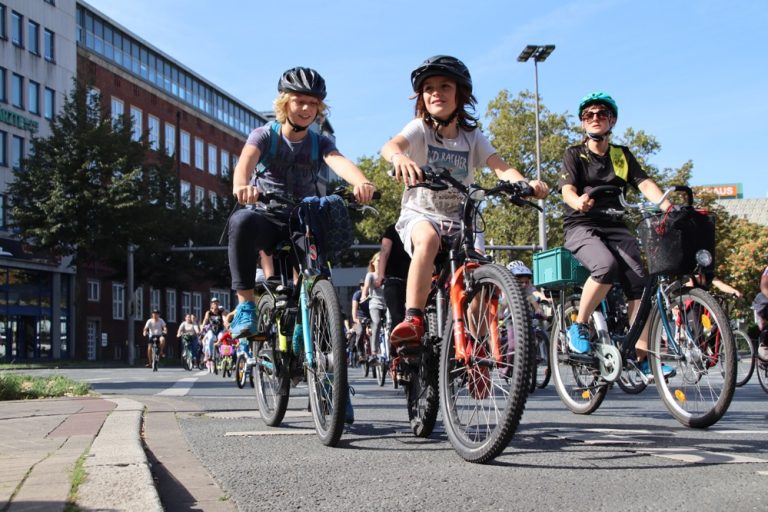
[528,313,551,391]
[180,334,195,371]
[398,165,538,463]
[547,185,736,428]
[148,335,161,372]
[249,188,378,446]
[217,342,235,378]
[234,339,255,389]
[713,294,755,387]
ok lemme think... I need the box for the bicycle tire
[757,360,768,393]
[616,364,648,394]
[733,329,755,387]
[439,263,532,463]
[550,300,608,414]
[406,310,440,438]
[649,287,736,428]
[532,329,551,390]
[235,354,247,389]
[254,294,290,427]
[152,343,158,372]
[182,346,192,371]
[306,279,347,447]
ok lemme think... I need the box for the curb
[76,398,162,511]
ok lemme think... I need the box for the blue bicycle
[250,188,377,446]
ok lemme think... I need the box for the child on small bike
[380,55,548,349]
[227,67,375,339]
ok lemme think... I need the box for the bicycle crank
[594,343,622,382]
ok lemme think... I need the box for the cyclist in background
[351,279,371,363]
[177,313,201,366]
[226,66,375,340]
[754,264,768,362]
[142,309,167,367]
[377,223,411,330]
[559,92,673,378]
[380,55,548,350]
[506,260,547,318]
[362,252,387,361]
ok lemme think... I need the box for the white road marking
[207,410,311,419]
[157,377,197,396]
[634,448,767,464]
[225,430,316,436]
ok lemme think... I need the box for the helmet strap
[586,129,611,142]
[426,111,458,143]
[287,118,309,133]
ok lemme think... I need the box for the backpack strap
[609,145,629,182]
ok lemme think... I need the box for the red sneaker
[390,316,424,348]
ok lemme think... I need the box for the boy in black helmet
[380,55,548,348]
[228,67,375,339]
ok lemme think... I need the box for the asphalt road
[20,365,768,511]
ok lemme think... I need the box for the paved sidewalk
[0,396,161,511]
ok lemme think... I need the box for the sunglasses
[581,110,611,121]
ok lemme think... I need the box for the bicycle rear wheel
[405,310,440,438]
[306,279,347,447]
[649,287,736,428]
[235,354,247,389]
[439,264,532,463]
[254,294,290,426]
[549,300,608,414]
[733,329,755,387]
[531,329,550,390]
[757,360,768,393]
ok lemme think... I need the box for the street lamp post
[517,44,555,251]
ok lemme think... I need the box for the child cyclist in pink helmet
[380,55,549,349]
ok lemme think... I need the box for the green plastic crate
[533,247,590,288]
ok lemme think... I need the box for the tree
[6,80,220,286]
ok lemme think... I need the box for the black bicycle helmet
[278,67,327,100]
[411,55,472,93]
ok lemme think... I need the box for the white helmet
[506,260,533,277]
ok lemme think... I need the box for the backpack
[299,194,353,264]
[255,121,321,196]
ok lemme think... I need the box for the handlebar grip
[586,185,623,199]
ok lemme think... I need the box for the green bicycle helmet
[578,92,618,118]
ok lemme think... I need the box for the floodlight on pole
[517,44,555,251]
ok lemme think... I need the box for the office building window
[87,280,100,301]
[44,87,54,119]
[148,115,160,150]
[27,20,39,55]
[164,123,175,156]
[210,289,230,312]
[28,80,39,115]
[11,11,21,47]
[180,130,190,164]
[208,190,218,210]
[0,68,6,103]
[220,150,230,177]
[130,105,142,142]
[11,135,23,169]
[180,180,191,207]
[208,144,217,175]
[44,29,54,62]
[194,137,204,170]
[112,283,125,320]
[110,96,123,127]
[166,289,177,322]
[195,186,204,208]
[150,288,160,312]
[11,73,22,109]
[0,131,7,167]
[0,5,6,40]
[181,292,191,316]
[192,292,202,319]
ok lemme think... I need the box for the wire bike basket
[637,206,716,276]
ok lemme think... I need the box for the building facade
[0,0,77,361]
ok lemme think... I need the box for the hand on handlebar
[574,193,595,213]
[391,155,423,187]
[233,184,260,205]
[527,179,550,200]
[352,181,376,204]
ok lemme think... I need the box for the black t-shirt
[352,290,370,319]
[381,224,410,279]
[558,143,649,229]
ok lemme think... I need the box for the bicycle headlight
[695,249,713,268]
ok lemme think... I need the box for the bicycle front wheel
[733,329,755,387]
[649,287,736,428]
[757,360,768,393]
[254,294,290,426]
[549,300,608,414]
[439,264,532,463]
[235,354,247,389]
[406,311,440,438]
[532,329,551,390]
[306,279,347,447]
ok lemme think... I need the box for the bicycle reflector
[695,249,713,268]
[674,389,686,402]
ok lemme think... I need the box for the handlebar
[257,187,380,211]
[583,184,695,217]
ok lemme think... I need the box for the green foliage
[7,80,233,288]
[0,373,90,400]
[350,155,403,242]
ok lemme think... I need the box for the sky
[85,0,767,197]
